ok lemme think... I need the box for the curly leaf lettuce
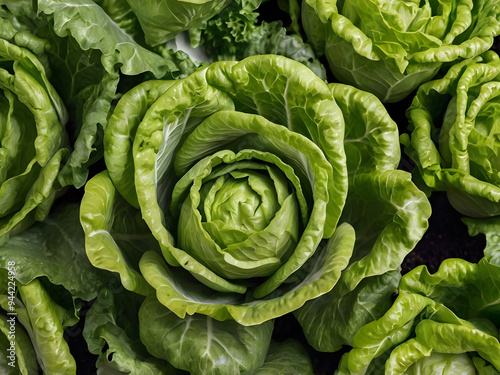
[36,0,198,188]
[302,0,500,102]
[82,55,430,371]
[200,0,327,79]
[2,0,199,189]
[0,12,68,243]
[294,84,431,352]
[83,55,354,326]
[336,257,500,374]
[0,200,110,373]
[402,51,500,218]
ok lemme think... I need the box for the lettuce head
[80,55,430,373]
[402,51,500,218]
[302,0,500,103]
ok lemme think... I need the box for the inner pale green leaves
[176,158,301,279]
[166,110,335,296]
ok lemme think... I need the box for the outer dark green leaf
[254,339,314,375]
[83,288,174,374]
[139,295,274,375]
[0,202,106,300]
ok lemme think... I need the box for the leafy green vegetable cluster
[0,0,500,373]
[77,54,431,372]
[337,219,500,375]
[302,0,500,102]
[402,51,500,218]
[0,11,68,243]
[0,203,108,373]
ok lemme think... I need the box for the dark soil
[402,192,486,274]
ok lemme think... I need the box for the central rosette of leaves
[174,160,300,279]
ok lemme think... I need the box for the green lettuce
[0,201,109,373]
[401,51,500,218]
[336,255,500,374]
[0,10,68,244]
[294,83,431,351]
[85,55,353,324]
[81,54,430,372]
[1,0,198,189]
[302,0,500,103]
[38,0,200,188]
[200,0,327,79]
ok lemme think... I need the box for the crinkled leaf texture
[0,13,68,243]
[336,257,500,374]
[139,295,274,375]
[402,51,500,218]
[84,55,430,373]
[37,0,189,77]
[83,288,176,374]
[83,54,357,326]
[302,0,500,102]
[200,0,327,79]
[3,0,198,189]
[0,199,111,373]
[294,83,431,352]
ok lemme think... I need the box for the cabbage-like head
[402,51,500,217]
[81,55,431,372]
[84,55,353,324]
[302,0,500,103]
